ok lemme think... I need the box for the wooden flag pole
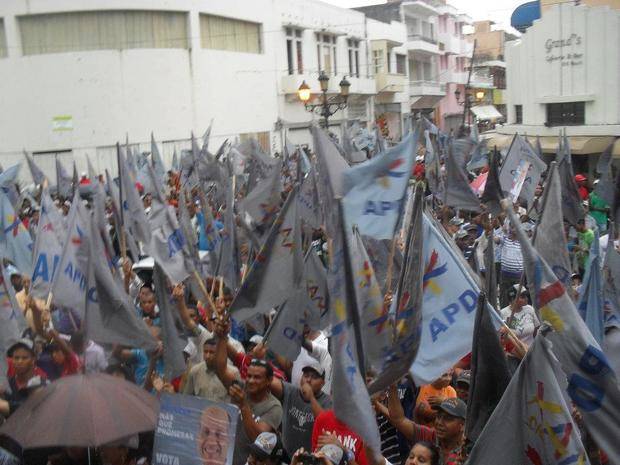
[384,235,398,295]
[116,142,128,260]
[192,270,217,314]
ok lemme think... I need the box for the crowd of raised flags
[0,117,618,465]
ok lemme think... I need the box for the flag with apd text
[50,192,93,320]
[368,183,424,395]
[0,260,27,390]
[342,128,419,240]
[467,334,589,465]
[505,200,620,464]
[0,192,33,277]
[409,213,499,385]
[30,187,64,299]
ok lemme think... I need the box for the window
[396,54,406,75]
[372,49,384,74]
[347,39,359,78]
[515,105,523,124]
[19,10,189,55]
[317,34,337,75]
[286,28,303,75]
[546,102,585,126]
[201,14,261,53]
[239,131,270,153]
[0,19,6,58]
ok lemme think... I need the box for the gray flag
[499,134,547,208]
[85,219,156,351]
[215,181,241,291]
[297,167,322,231]
[120,151,151,244]
[151,133,167,181]
[467,334,589,465]
[445,139,481,212]
[55,158,73,199]
[311,125,350,238]
[0,259,26,390]
[303,247,329,331]
[594,139,617,205]
[239,159,283,232]
[30,186,65,299]
[229,187,302,322]
[153,264,187,380]
[556,134,585,226]
[24,151,46,185]
[465,293,511,444]
[263,288,306,363]
[602,225,620,321]
[424,130,444,200]
[86,154,98,181]
[533,162,571,285]
[368,183,424,395]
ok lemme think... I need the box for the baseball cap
[449,217,464,226]
[7,337,36,357]
[249,335,264,346]
[436,398,467,420]
[574,174,587,182]
[456,370,471,386]
[247,432,288,463]
[302,361,325,378]
[5,264,20,277]
[318,444,347,465]
[512,284,529,295]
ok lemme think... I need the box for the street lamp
[476,90,485,101]
[455,87,475,133]
[297,71,351,128]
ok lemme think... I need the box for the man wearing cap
[270,361,332,456]
[214,319,283,465]
[247,432,289,465]
[500,285,539,349]
[454,371,470,403]
[387,385,468,465]
[574,174,589,201]
[1,338,47,417]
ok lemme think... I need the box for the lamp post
[297,71,351,129]
[454,87,474,132]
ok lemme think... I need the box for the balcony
[405,34,440,55]
[470,73,495,89]
[437,32,461,55]
[376,73,407,93]
[402,1,439,17]
[460,40,474,57]
[409,80,444,97]
[280,73,375,96]
[440,70,468,85]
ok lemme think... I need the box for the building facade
[493,2,620,172]
[0,0,407,179]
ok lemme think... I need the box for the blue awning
[511,1,541,33]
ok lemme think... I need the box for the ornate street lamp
[298,71,351,128]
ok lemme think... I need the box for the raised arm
[173,283,197,332]
[213,317,239,388]
[386,383,416,442]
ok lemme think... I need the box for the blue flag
[0,192,33,276]
[577,229,605,345]
[342,128,419,240]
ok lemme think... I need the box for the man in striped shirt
[496,226,523,308]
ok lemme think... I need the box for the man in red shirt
[575,174,589,201]
[311,409,368,465]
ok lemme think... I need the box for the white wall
[504,3,620,135]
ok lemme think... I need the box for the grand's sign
[545,33,583,66]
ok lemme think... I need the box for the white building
[0,0,405,179]
[491,2,620,171]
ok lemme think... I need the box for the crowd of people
[0,126,618,465]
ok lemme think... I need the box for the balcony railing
[407,34,437,45]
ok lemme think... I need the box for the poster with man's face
[153,394,239,465]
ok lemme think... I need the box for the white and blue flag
[410,213,500,385]
[342,128,419,240]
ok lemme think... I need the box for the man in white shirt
[500,284,540,347]
[291,328,332,395]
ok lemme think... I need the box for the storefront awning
[471,105,503,121]
[481,133,620,156]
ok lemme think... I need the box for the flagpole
[116,143,127,260]
[192,270,218,315]
[384,235,397,295]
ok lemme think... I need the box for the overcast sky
[322,0,525,34]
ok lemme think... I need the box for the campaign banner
[153,394,239,465]
[410,214,502,385]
